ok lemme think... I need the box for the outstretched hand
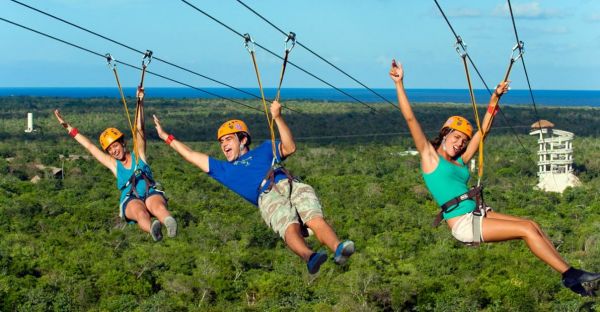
[136,86,145,102]
[495,81,510,97]
[54,109,68,128]
[389,59,404,83]
[152,114,168,140]
[270,100,282,120]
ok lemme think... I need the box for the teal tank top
[116,152,154,203]
[422,156,475,219]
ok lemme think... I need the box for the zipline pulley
[142,50,153,68]
[510,40,524,63]
[285,32,296,53]
[454,36,467,58]
[105,53,117,70]
[243,33,255,53]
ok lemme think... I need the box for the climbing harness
[244,32,309,237]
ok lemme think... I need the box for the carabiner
[142,50,153,67]
[511,40,524,62]
[243,33,255,53]
[285,31,296,53]
[454,36,467,58]
[105,53,117,70]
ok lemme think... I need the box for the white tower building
[25,112,34,133]
[529,120,581,193]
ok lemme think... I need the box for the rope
[244,35,277,159]
[432,0,534,162]
[179,0,378,113]
[456,42,485,185]
[235,0,399,111]
[0,17,262,112]
[105,54,139,164]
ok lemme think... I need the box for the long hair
[430,127,453,150]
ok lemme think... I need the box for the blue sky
[1,0,599,90]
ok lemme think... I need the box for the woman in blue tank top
[390,59,600,296]
[54,87,176,242]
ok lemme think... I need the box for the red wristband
[165,134,175,145]
[69,128,79,138]
[487,104,499,116]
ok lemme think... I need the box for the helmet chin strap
[441,129,454,152]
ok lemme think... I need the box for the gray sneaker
[150,220,163,242]
[164,216,177,238]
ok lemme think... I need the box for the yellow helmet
[217,120,250,140]
[99,127,124,150]
[442,116,473,139]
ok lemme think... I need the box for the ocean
[0,87,598,107]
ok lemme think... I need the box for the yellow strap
[111,67,139,165]
[248,51,277,159]
[460,55,484,184]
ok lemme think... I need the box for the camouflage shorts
[258,179,323,241]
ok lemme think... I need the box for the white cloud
[538,26,569,35]
[493,2,565,19]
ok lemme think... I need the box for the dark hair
[430,127,454,150]
[236,132,251,148]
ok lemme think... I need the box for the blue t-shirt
[208,140,287,206]
[116,152,154,203]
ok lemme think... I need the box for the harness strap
[123,169,156,199]
[432,185,484,227]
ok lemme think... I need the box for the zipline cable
[7,0,303,114]
[179,0,378,113]
[0,16,262,112]
[234,0,399,111]
[432,0,533,161]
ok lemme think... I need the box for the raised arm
[461,81,509,162]
[134,86,147,162]
[153,114,209,173]
[54,109,117,175]
[390,60,438,171]
[270,100,296,158]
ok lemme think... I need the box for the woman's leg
[145,194,171,223]
[486,211,563,262]
[125,199,152,233]
[482,216,569,273]
[146,194,176,237]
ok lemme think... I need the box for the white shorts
[451,212,484,243]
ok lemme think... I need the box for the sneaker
[150,220,163,242]
[164,216,177,238]
[333,240,355,265]
[307,252,327,274]
[563,269,600,296]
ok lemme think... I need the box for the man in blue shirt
[153,100,354,274]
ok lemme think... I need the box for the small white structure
[529,120,581,193]
[25,112,34,133]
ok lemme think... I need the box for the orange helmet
[99,127,124,150]
[442,116,473,139]
[217,120,250,140]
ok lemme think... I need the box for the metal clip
[285,31,296,52]
[105,53,117,70]
[454,36,467,58]
[511,40,524,62]
[243,33,255,53]
[142,50,153,67]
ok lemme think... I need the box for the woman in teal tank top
[390,59,600,296]
[54,87,176,242]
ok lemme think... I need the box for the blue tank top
[422,156,475,219]
[116,152,154,202]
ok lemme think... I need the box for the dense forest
[1,96,600,311]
